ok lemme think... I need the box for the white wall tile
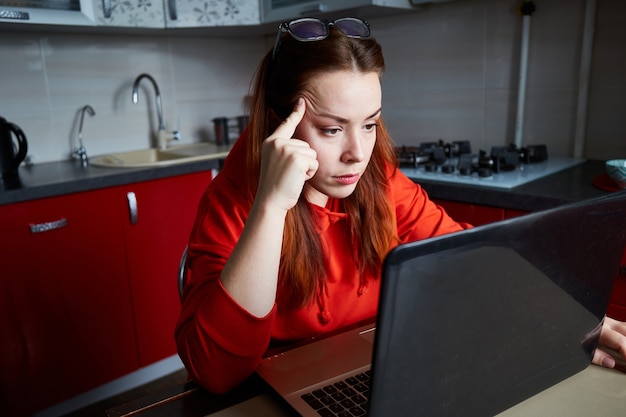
[483,89,516,150]
[0,30,264,163]
[0,0,625,165]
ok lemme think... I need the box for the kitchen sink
[90,143,231,168]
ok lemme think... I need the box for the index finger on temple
[272,97,306,139]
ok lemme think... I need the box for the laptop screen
[369,192,626,416]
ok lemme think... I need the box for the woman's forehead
[301,71,382,120]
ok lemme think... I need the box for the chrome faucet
[131,73,180,149]
[72,104,95,167]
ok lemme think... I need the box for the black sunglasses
[271,17,371,61]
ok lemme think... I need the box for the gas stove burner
[424,162,437,172]
[419,139,472,159]
[441,164,455,174]
[395,140,472,168]
[477,167,493,178]
[397,144,577,190]
[396,145,429,168]
[395,141,548,178]
[418,142,447,164]
[520,144,548,163]
[449,140,472,156]
[480,144,548,173]
[489,147,520,171]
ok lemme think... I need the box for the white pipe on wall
[514,13,531,149]
[514,1,537,149]
[573,0,597,158]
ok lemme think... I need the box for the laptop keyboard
[300,371,371,416]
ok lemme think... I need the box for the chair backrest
[178,246,188,301]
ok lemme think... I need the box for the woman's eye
[364,123,378,131]
[322,128,340,136]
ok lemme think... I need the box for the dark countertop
[0,157,221,205]
[410,159,616,212]
[0,158,618,209]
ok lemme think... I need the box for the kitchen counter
[0,144,230,205]
[405,159,615,212]
[0,155,616,209]
[402,156,585,190]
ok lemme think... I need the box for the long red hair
[245,29,398,308]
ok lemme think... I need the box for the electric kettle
[0,116,28,180]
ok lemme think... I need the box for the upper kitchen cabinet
[260,0,452,23]
[0,0,165,27]
[1,0,454,28]
[164,0,260,28]
[94,0,260,29]
[0,0,96,26]
[0,0,258,28]
[92,0,164,28]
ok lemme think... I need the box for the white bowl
[606,159,626,189]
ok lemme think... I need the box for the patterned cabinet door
[164,0,260,28]
[92,0,166,28]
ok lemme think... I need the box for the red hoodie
[175,133,469,394]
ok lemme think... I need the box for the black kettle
[0,116,28,180]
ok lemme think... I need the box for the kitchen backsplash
[0,0,624,164]
[0,30,264,163]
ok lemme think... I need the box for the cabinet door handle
[127,192,138,225]
[102,0,112,18]
[168,0,177,20]
[29,218,68,234]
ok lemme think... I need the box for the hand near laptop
[593,316,626,372]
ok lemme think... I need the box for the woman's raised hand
[257,98,319,212]
[219,98,317,317]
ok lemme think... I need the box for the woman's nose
[342,131,365,162]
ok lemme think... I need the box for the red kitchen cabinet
[118,170,212,367]
[0,188,138,417]
[0,169,212,416]
[434,199,504,226]
[608,303,626,322]
[607,249,626,322]
[505,208,530,219]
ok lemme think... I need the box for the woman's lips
[334,174,360,185]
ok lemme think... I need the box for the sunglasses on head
[271,17,371,61]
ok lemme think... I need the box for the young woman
[175,18,626,394]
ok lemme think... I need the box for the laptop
[256,192,626,417]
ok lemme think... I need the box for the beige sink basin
[90,143,231,168]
